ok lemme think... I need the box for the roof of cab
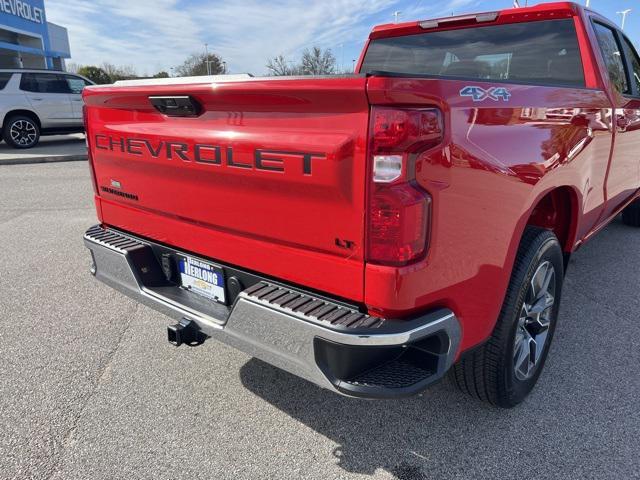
[369,1,584,39]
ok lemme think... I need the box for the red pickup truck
[83,2,640,407]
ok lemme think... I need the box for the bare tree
[300,47,336,75]
[101,63,137,81]
[66,62,80,74]
[266,55,301,76]
[175,53,224,77]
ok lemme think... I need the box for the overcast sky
[45,0,639,76]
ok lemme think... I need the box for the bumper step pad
[85,224,144,253]
[347,358,434,390]
[243,281,384,331]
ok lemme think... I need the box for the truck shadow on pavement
[239,218,639,479]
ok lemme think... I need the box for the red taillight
[371,108,442,153]
[369,183,430,265]
[367,107,442,267]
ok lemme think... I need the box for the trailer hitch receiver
[167,318,207,347]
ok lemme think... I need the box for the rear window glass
[0,72,12,90]
[65,75,91,94]
[361,19,585,87]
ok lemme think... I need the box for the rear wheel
[451,226,564,408]
[3,115,40,149]
[621,200,640,227]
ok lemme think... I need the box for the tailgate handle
[149,95,201,117]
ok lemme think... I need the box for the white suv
[0,69,94,149]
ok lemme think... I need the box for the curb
[0,154,87,166]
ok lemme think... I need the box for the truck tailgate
[83,77,370,301]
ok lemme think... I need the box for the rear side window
[0,73,12,90]
[621,37,640,94]
[64,75,92,94]
[361,19,585,87]
[592,23,629,94]
[20,73,71,94]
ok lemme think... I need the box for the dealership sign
[0,0,44,24]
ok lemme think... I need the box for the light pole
[204,60,217,74]
[617,9,632,30]
[585,0,590,7]
[204,43,211,75]
[393,11,401,23]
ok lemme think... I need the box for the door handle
[32,97,43,101]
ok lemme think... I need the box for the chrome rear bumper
[84,225,461,399]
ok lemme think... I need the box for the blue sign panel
[0,0,70,69]
[0,0,45,25]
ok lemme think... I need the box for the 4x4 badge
[460,86,512,102]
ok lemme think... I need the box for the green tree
[153,71,170,78]
[77,65,111,84]
[175,52,224,77]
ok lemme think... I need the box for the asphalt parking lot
[1,161,638,480]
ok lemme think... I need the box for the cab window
[20,73,71,94]
[592,22,630,94]
[621,36,640,94]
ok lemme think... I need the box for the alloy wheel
[10,120,37,147]
[513,261,556,381]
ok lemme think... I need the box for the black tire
[451,226,564,408]
[622,201,640,227]
[3,115,40,149]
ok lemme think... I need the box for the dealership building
[0,0,70,70]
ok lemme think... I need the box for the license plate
[179,256,225,304]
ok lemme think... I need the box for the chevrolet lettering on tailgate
[94,134,326,174]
